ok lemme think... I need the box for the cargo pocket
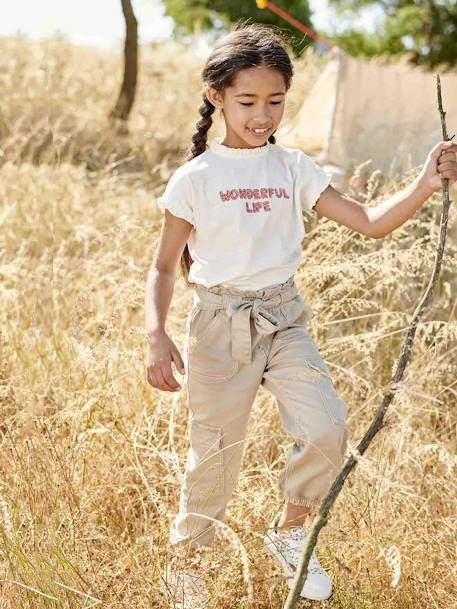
[187,307,239,383]
[187,418,225,498]
[304,358,347,426]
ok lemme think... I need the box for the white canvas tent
[277,47,457,186]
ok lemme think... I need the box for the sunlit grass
[1,35,457,609]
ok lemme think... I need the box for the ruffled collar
[209,136,271,159]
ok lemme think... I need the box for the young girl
[146,22,457,606]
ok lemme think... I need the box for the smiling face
[206,64,287,149]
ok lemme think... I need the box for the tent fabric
[277,47,457,182]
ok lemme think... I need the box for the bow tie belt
[195,297,313,365]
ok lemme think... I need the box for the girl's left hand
[417,139,457,193]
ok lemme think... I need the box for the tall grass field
[1,36,457,608]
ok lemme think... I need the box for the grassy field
[1,36,457,608]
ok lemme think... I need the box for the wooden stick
[283,74,453,609]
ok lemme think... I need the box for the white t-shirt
[157,137,331,291]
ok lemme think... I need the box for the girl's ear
[205,86,223,109]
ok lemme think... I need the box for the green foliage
[162,0,316,57]
[328,0,457,67]
[328,29,383,58]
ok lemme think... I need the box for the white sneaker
[164,557,209,609]
[263,513,333,601]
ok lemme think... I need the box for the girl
[146,22,457,607]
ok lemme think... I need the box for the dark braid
[185,94,216,161]
[178,95,215,286]
[178,22,293,288]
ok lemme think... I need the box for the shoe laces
[275,526,325,576]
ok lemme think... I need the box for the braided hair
[179,22,294,288]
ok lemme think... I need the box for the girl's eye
[239,102,282,106]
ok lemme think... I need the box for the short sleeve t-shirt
[157,137,331,291]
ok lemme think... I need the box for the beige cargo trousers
[170,275,348,550]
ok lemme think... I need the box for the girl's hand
[146,330,185,392]
[416,139,457,194]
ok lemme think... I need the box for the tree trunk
[110,0,138,121]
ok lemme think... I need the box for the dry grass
[1,35,457,609]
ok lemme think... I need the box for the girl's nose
[253,114,271,126]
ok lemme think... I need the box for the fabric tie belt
[194,291,313,366]
[226,300,288,365]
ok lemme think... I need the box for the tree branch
[283,73,453,608]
